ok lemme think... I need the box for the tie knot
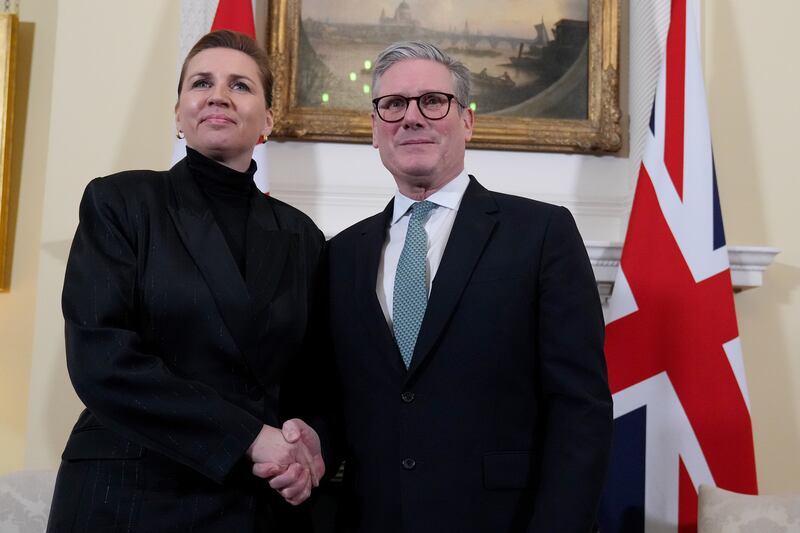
[409,200,437,221]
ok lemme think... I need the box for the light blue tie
[393,200,437,368]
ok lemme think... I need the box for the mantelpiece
[586,242,780,301]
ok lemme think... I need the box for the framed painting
[0,13,16,291]
[267,0,621,153]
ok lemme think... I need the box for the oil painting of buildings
[296,0,589,119]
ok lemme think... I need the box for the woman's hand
[248,419,325,505]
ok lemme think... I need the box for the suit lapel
[246,192,292,325]
[166,160,255,362]
[407,177,498,378]
[243,193,295,389]
[354,200,407,375]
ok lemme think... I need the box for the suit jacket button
[402,458,416,470]
[401,391,415,403]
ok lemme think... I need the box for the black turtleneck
[186,147,257,276]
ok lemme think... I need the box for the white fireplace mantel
[586,242,781,300]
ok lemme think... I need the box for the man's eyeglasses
[372,92,465,123]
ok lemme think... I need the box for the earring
[259,134,269,144]
[176,130,185,140]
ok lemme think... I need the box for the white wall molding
[586,242,780,300]
[272,179,631,244]
[272,181,779,300]
[273,184,630,219]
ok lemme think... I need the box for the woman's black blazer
[47,158,325,531]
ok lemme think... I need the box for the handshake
[246,419,325,506]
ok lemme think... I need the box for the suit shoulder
[93,169,166,188]
[329,211,386,248]
[489,189,571,224]
[80,169,169,211]
[476,187,582,246]
[267,195,319,232]
[85,169,168,198]
[266,195,324,243]
[489,189,557,211]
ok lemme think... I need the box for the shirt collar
[391,170,470,225]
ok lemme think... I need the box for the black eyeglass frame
[371,92,467,123]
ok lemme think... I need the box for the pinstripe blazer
[47,157,324,532]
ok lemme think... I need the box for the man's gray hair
[371,41,471,107]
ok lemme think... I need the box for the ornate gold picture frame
[0,13,17,291]
[267,0,621,153]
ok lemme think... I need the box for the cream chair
[0,470,56,533]
[698,484,800,532]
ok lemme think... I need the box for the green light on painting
[362,84,371,94]
[349,72,357,82]
[321,92,330,103]
[469,102,477,112]
[363,60,372,70]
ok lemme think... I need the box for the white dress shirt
[377,171,471,328]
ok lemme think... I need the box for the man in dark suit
[326,41,613,533]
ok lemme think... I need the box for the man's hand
[249,419,325,505]
[277,418,325,485]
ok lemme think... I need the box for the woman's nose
[208,85,230,105]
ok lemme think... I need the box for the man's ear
[371,111,379,148]
[462,107,475,142]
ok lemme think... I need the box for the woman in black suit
[47,30,326,532]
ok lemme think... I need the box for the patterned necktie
[393,200,437,368]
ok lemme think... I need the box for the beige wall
[0,0,56,473]
[705,1,800,493]
[0,0,181,468]
[23,0,181,468]
[1,0,797,494]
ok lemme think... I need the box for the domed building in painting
[379,1,418,28]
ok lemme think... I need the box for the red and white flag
[599,0,758,531]
[171,0,269,192]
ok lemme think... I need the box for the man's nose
[402,98,425,125]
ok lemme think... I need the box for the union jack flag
[598,0,758,531]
